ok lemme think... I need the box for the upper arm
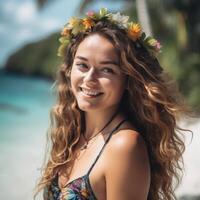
[104,130,150,200]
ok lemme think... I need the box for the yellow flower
[82,18,95,29]
[61,28,70,37]
[68,17,79,29]
[128,23,142,41]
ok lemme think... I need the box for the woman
[35,8,190,200]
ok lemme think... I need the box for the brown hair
[34,21,192,200]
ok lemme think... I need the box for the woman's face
[70,34,126,112]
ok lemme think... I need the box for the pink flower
[86,10,95,17]
[155,41,162,50]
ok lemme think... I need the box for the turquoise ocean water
[0,72,54,142]
[0,72,55,199]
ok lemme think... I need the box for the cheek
[104,77,126,99]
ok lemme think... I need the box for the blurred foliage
[124,0,200,112]
[5,0,200,111]
[5,33,60,79]
[144,0,200,111]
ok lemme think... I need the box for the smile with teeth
[80,87,103,97]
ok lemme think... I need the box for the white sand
[0,126,46,200]
[176,118,200,196]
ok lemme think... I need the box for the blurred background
[0,0,199,199]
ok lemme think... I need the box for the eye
[76,63,88,70]
[102,68,114,74]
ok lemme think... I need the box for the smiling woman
[70,34,126,113]
[34,8,191,200]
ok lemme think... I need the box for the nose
[84,67,98,85]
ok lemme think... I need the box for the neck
[83,106,122,139]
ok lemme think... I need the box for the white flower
[111,12,129,28]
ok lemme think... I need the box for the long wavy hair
[34,21,192,200]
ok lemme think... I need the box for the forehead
[75,34,118,62]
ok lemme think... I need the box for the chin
[77,103,99,112]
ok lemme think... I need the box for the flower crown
[58,8,161,58]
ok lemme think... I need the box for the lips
[79,87,103,97]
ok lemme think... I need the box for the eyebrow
[75,56,119,66]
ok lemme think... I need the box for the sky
[0,0,81,67]
[0,0,124,68]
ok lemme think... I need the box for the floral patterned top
[43,174,97,200]
[43,119,126,200]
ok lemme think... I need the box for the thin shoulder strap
[86,119,127,176]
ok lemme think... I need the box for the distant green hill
[5,32,61,79]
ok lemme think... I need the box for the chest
[58,139,108,200]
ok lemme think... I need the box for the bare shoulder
[103,127,150,200]
[106,127,148,158]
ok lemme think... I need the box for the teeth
[81,88,102,96]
